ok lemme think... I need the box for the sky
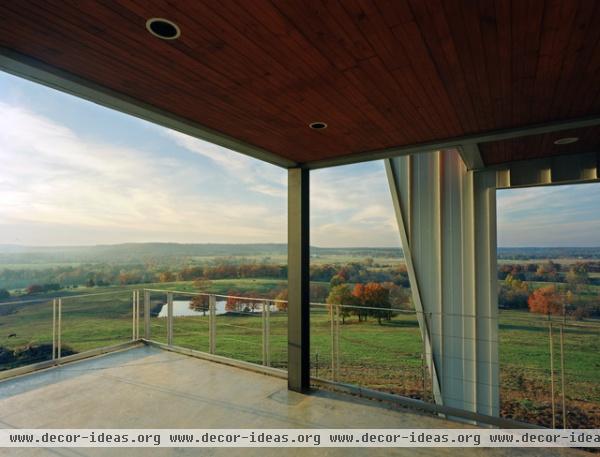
[497,183,600,247]
[0,71,598,248]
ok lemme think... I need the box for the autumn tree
[177,266,204,281]
[362,282,392,324]
[352,282,391,324]
[330,274,346,287]
[509,264,525,281]
[225,289,241,312]
[535,261,560,281]
[310,283,329,303]
[274,288,288,311]
[528,285,564,316]
[499,274,530,309]
[310,264,337,282]
[224,291,259,313]
[190,295,209,316]
[158,271,175,283]
[566,263,589,288]
[118,272,142,285]
[382,281,411,310]
[326,284,355,323]
[351,284,368,321]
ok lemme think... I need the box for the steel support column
[288,168,310,392]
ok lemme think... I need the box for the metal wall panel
[386,150,499,416]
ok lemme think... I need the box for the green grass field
[1,279,599,427]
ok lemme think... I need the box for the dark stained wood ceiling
[480,126,600,165]
[1,0,599,166]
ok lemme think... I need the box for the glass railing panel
[310,301,433,402]
[60,290,132,353]
[310,303,333,380]
[0,297,54,370]
[171,292,210,353]
[213,295,264,365]
[269,300,287,369]
[148,290,168,344]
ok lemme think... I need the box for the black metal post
[288,168,310,392]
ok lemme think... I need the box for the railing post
[167,292,173,346]
[549,318,556,428]
[329,304,340,381]
[266,300,271,367]
[57,297,62,359]
[136,290,140,340]
[52,298,56,360]
[144,290,151,339]
[261,301,271,366]
[209,294,216,354]
[262,301,267,365]
[421,314,427,397]
[330,304,335,380]
[560,323,567,429]
[335,304,340,380]
[132,290,136,341]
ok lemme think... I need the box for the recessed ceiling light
[146,18,181,40]
[309,122,327,130]
[553,137,579,145]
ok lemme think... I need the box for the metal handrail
[142,288,288,303]
[3,286,597,430]
[0,288,131,308]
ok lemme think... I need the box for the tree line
[498,260,600,284]
[499,261,600,319]
[1,259,411,297]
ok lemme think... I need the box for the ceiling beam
[302,115,600,170]
[0,47,297,169]
[458,144,484,170]
[492,151,599,189]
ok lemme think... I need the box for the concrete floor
[0,346,586,457]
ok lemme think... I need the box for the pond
[158,300,278,317]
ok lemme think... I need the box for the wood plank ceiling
[1,0,599,167]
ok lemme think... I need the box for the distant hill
[497,247,600,260]
[0,243,285,265]
[1,243,599,267]
[0,243,404,265]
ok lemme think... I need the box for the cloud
[163,130,286,198]
[0,97,403,248]
[6,97,596,250]
[310,164,401,247]
[497,184,600,246]
[163,130,402,248]
[0,102,286,245]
